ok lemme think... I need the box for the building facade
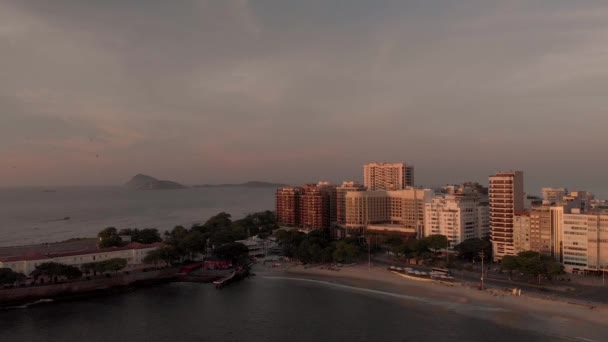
[489,171,524,261]
[0,242,163,276]
[276,187,303,226]
[276,183,336,231]
[345,188,433,237]
[513,213,531,254]
[424,185,489,247]
[562,212,608,273]
[336,181,366,226]
[363,162,414,190]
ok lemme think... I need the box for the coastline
[256,263,608,341]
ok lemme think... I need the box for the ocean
[0,274,574,342]
[0,186,276,247]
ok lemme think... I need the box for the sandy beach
[256,262,608,341]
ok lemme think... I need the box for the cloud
[1,1,608,191]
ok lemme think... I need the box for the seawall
[0,267,180,307]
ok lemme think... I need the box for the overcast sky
[1,1,608,194]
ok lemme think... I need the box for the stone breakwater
[0,267,180,307]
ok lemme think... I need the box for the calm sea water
[0,186,276,247]
[0,275,570,342]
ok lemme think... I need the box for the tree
[33,262,82,282]
[204,212,232,231]
[144,247,178,266]
[0,268,26,285]
[333,241,362,263]
[120,228,162,244]
[501,255,518,280]
[214,242,249,264]
[423,234,449,252]
[181,231,207,260]
[98,227,118,240]
[454,238,492,261]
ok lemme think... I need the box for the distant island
[193,181,287,188]
[125,174,187,190]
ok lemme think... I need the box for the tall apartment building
[336,181,366,226]
[424,184,489,247]
[489,171,524,261]
[276,187,303,226]
[275,183,336,230]
[513,213,531,254]
[529,205,564,261]
[562,212,608,273]
[345,188,433,237]
[363,162,414,190]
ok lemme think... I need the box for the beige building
[363,162,414,190]
[513,213,531,254]
[345,188,432,237]
[424,185,489,248]
[336,181,366,227]
[489,171,524,261]
[529,205,564,261]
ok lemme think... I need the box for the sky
[1,1,608,194]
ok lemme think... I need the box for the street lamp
[479,250,485,290]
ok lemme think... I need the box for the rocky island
[125,174,187,190]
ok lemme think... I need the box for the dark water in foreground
[0,276,567,342]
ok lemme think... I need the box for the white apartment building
[489,171,524,261]
[345,188,433,237]
[562,212,608,273]
[363,162,414,191]
[424,193,489,248]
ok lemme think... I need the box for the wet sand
[257,263,608,342]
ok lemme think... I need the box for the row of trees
[82,258,128,276]
[31,262,83,282]
[144,211,278,266]
[386,234,450,260]
[97,227,162,248]
[501,251,565,280]
[275,229,364,264]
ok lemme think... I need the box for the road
[372,255,608,305]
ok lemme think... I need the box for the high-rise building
[363,162,414,191]
[336,181,366,226]
[276,187,302,226]
[299,184,335,231]
[489,171,524,261]
[424,184,489,247]
[275,183,336,231]
[529,204,564,261]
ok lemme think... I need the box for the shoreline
[256,263,608,341]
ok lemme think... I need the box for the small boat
[63,216,71,220]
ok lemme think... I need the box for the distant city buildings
[363,162,414,190]
[424,183,489,247]
[274,162,608,275]
[489,171,524,261]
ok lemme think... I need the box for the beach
[256,263,608,341]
